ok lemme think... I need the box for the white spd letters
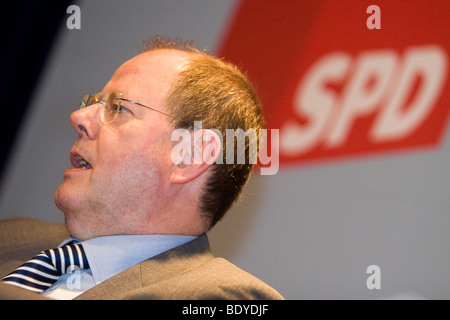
[280,45,448,156]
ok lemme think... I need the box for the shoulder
[121,236,284,300]
[0,217,68,276]
[122,256,284,300]
[0,216,68,248]
[173,256,284,300]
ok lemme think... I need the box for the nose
[70,104,101,139]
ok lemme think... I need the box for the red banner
[218,0,450,168]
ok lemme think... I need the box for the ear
[169,129,222,184]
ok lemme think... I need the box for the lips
[70,151,92,169]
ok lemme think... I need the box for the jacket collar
[75,234,213,300]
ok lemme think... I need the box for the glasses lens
[101,92,121,123]
[80,94,94,109]
[79,93,116,123]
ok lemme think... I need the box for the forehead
[103,49,190,106]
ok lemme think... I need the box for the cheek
[94,124,174,194]
[95,132,173,200]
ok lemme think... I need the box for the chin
[55,195,87,240]
[54,183,77,212]
[54,184,88,221]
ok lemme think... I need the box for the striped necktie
[1,242,89,293]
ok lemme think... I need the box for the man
[0,36,283,300]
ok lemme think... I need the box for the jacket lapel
[76,234,213,300]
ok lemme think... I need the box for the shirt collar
[60,234,197,285]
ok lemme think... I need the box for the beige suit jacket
[0,217,283,300]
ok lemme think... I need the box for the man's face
[54,50,189,240]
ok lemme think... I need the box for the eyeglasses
[79,91,188,125]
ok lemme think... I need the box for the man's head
[54,36,263,240]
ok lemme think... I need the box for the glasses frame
[80,91,189,126]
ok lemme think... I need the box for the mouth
[70,152,92,170]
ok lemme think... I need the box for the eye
[112,103,130,114]
[112,103,126,113]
